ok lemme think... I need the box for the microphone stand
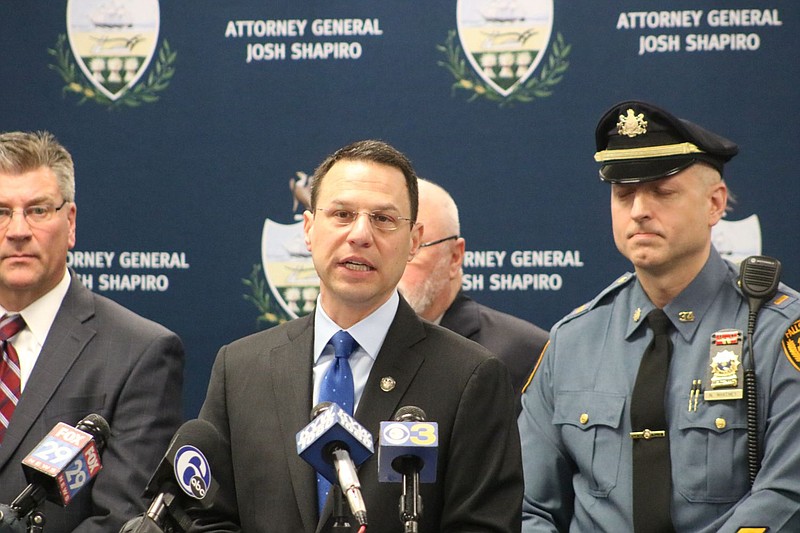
[399,471,421,533]
[330,486,351,533]
[0,505,46,533]
[27,512,45,533]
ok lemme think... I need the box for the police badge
[704,329,745,401]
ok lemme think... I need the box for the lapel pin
[380,376,396,392]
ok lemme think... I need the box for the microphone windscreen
[76,413,111,452]
[393,406,426,422]
[144,419,222,507]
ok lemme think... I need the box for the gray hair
[0,131,75,202]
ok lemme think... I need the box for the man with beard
[398,179,548,401]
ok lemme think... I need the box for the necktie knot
[0,314,25,342]
[331,330,356,360]
[646,309,671,336]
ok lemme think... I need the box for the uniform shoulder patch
[781,318,800,372]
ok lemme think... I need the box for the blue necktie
[317,330,357,516]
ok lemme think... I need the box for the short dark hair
[310,140,419,222]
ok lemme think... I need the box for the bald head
[398,179,465,321]
[418,180,460,239]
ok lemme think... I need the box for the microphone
[0,414,110,531]
[378,406,439,533]
[119,419,221,533]
[296,402,374,526]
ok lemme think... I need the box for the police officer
[518,100,800,532]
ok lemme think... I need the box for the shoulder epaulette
[764,286,800,317]
[557,272,636,326]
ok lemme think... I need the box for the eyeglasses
[419,235,459,248]
[315,207,413,232]
[0,200,69,229]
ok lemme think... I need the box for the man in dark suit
[398,179,549,397]
[191,140,522,532]
[0,131,184,532]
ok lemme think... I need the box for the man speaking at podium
[191,140,522,532]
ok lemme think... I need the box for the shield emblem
[712,214,762,265]
[66,0,160,101]
[261,219,320,319]
[457,0,553,96]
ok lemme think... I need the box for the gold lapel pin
[380,376,396,392]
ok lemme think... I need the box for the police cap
[593,100,738,183]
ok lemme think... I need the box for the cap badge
[617,108,648,138]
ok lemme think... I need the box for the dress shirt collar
[625,246,731,341]
[313,290,400,362]
[0,269,71,346]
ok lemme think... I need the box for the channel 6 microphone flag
[20,422,102,506]
[378,419,438,483]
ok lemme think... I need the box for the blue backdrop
[1,1,797,418]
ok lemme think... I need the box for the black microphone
[296,402,374,526]
[378,406,439,533]
[0,414,110,532]
[119,419,222,533]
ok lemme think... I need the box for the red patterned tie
[0,314,26,443]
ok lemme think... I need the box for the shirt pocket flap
[677,401,746,433]
[553,391,626,430]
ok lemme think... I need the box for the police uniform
[518,101,800,532]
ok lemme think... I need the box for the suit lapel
[0,274,95,470]
[355,299,427,432]
[270,315,318,533]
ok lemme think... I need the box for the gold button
[579,413,589,424]
[715,417,726,429]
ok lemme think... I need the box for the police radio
[738,255,782,485]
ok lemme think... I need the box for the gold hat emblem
[617,109,648,137]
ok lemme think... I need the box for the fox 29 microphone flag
[20,416,109,507]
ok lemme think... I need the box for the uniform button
[579,413,589,424]
[715,417,726,429]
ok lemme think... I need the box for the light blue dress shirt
[312,290,399,412]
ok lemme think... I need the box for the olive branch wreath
[47,34,176,108]
[243,264,292,328]
[437,29,571,107]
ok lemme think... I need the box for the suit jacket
[440,291,548,396]
[0,272,185,532]
[191,297,522,533]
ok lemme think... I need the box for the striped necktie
[0,314,26,443]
